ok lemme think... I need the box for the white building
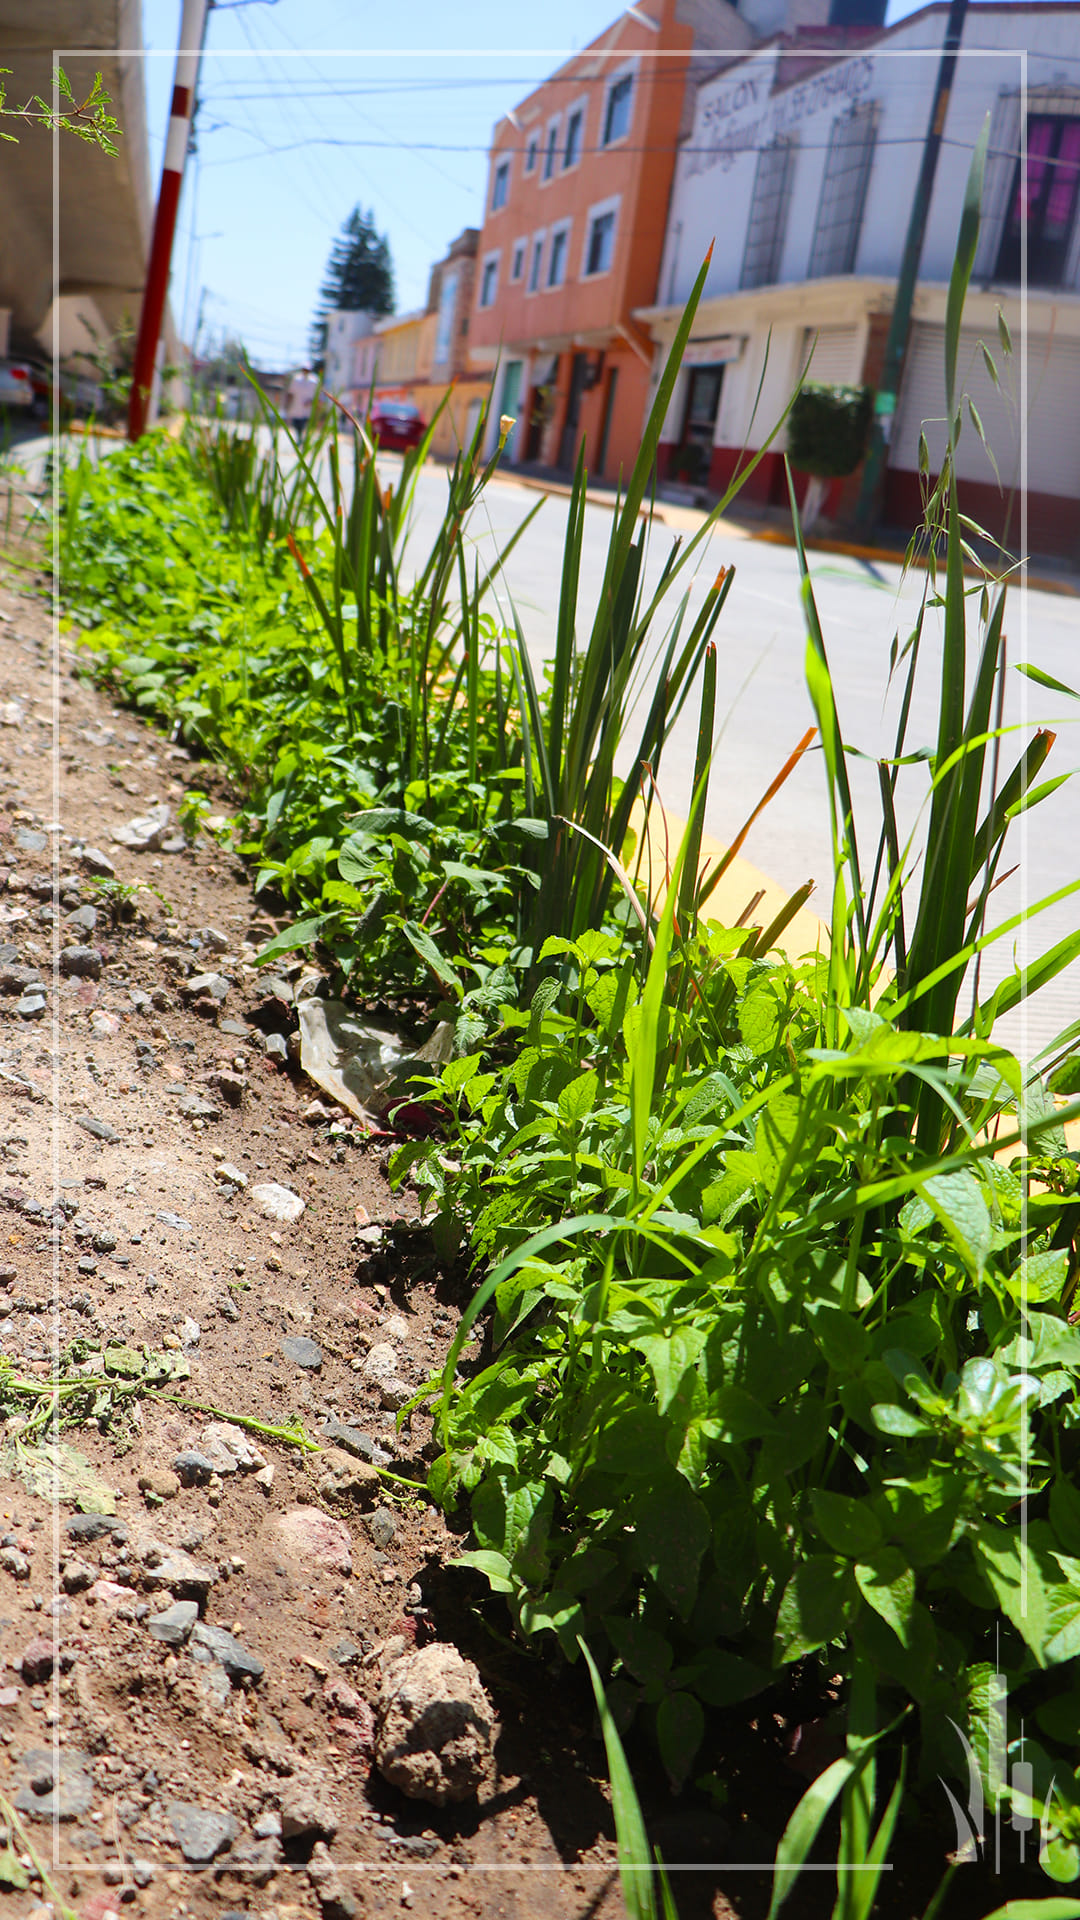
[638,2,1080,560]
[323,309,377,399]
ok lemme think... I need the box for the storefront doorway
[675,365,723,486]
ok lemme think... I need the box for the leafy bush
[787,382,872,480]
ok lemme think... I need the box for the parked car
[0,360,36,412]
[366,399,426,452]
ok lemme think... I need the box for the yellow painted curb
[626,796,827,963]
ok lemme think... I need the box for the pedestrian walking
[285,365,318,437]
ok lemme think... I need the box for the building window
[740,138,796,290]
[996,114,1080,286]
[583,199,619,277]
[547,222,570,288]
[510,238,527,282]
[603,72,633,147]
[479,253,500,309]
[563,105,585,170]
[491,159,510,212]
[808,103,878,279]
[433,268,459,366]
[528,233,545,293]
[542,118,560,182]
[524,133,538,174]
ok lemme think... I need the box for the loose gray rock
[14,828,46,854]
[59,945,102,980]
[251,1181,305,1223]
[182,971,230,1003]
[167,1802,237,1864]
[14,1749,94,1820]
[196,926,230,953]
[363,1342,398,1385]
[281,1335,322,1371]
[156,1210,192,1232]
[0,1546,30,1580]
[67,1513,126,1543]
[147,1600,198,1646]
[263,1032,288,1063]
[174,1450,216,1485]
[65,905,98,934]
[76,1115,118,1143]
[364,1508,398,1551]
[80,846,116,877]
[375,1643,496,1806]
[15,993,46,1019]
[190,1621,264,1684]
[138,1541,217,1600]
[319,1417,376,1463]
[176,1090,219,1121]
[0,964,44,995]
[112,802,171,853]
[279,1780,338,1845]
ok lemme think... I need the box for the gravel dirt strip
[0,563,643,1920]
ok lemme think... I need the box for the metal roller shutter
[890,322,1080,500]
[799,323,861,386]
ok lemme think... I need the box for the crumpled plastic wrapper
[298,997,453,1129]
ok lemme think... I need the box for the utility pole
[853,0,970,532]
[127,0,211,441]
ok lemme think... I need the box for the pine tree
[309,207,395,366]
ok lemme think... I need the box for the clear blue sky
[139,0,1006,368]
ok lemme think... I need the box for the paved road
[392,460,1080,1065]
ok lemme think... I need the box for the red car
[366,399,426,452]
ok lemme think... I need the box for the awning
[530,354,559,387]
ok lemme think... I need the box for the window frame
[581,194,621,280]
[524,132,539,175]
[562,97,587,172]
[739,137,796,291]
[490,157,511,213]
[510,237,527,283]
[478,249,501,311]
[808,101,879,281]
[601,63,636,149]
[546,217,572,289]
[527,230,546,296]
[541,115,562,184]
[995,110,1080,287]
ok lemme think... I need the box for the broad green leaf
[812,1490,883,1559]
[402,919,462,993]
[657,1690,705,1794]
[854,1548,916,1647]
[921,1169,992,1276]
[634,1473,710,1619]
[256,916,325,963]
[775,1554,855,1662]
[558,1071,599,1125]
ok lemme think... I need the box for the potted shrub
[787,381,872,530]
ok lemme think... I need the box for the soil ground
[0,557,640,1920]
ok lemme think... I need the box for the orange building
[468,0,756,482]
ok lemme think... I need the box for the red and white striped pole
[127,0,211,441]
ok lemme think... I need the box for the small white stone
[250,1182,305,1223]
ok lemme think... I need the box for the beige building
[344,231,491,460]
